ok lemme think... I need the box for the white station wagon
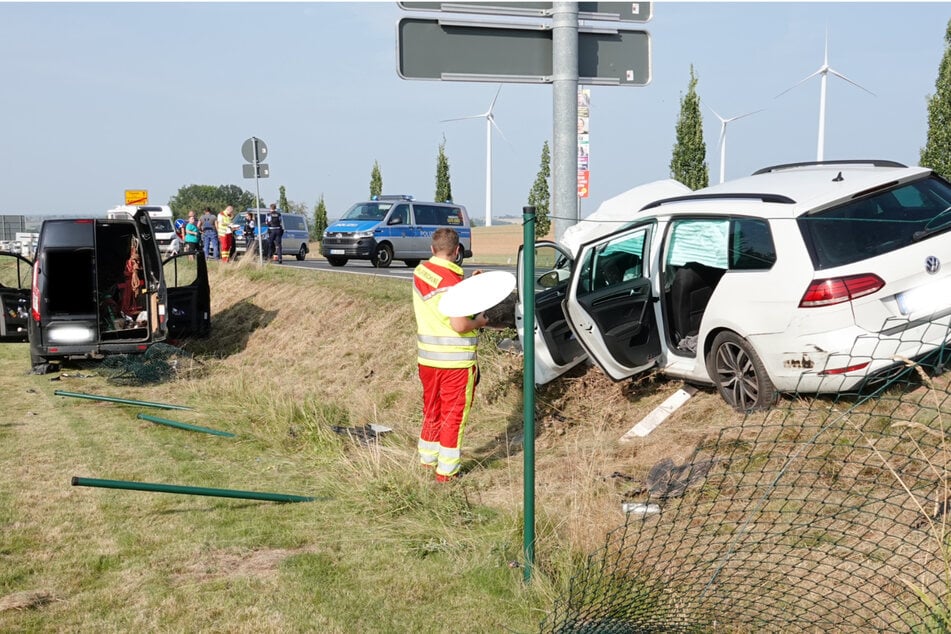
[516,160,951,411]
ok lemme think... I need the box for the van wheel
[453,249,464,266]
[403,259,420,268]
[373,244,394,268]
[296,245,307,261]
[707,331,777,412]
[326,257,348,267]
[30,353,57,375]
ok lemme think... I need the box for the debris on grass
[331,424,393,445]
[0,590,53,612]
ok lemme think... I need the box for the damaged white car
[516,160,951,411]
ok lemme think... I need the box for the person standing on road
[266,203,284,264]
[217,205,235,263]
[199,207,219,260]
[412,227,489,482]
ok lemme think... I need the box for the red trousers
[417,365,478,477]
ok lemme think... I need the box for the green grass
[0,266,558,632]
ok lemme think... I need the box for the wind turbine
[776,32,874,161]
[441,85,506,227]
[706,103,763,184]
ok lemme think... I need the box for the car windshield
[151,219,174,232]
[798,175,951,269]
[341,203,392,221]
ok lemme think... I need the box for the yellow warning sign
[125,189,148,206]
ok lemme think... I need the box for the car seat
[669,261,725,349]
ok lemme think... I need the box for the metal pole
[253,137,264,265]
[522,205,537,583]
[136,413,235,438]
[552,1,579,243]
[54,390,193,411]
[71,477,316,503]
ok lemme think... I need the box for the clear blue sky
[1,1,948,221]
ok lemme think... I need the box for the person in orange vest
[217,205,235,262]
[412,227,489,482]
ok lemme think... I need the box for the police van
[232,209,311,261]
[320,195,472,268]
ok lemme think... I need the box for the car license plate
[897,277,951,315]
[330,249,344,255]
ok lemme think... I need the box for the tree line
[168,17,951,244]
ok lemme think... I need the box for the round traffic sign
[241,137,268,163]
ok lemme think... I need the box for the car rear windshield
[798,175,951,270]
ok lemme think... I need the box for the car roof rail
[640,192,796,211]
[752,159,907,175]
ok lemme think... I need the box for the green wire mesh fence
[541,317,951,633]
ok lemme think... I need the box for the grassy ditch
[3,260,701,632]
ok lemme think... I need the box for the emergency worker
[412,227,488,482]
[217,205,235,262]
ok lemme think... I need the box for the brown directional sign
[397,2,652,23]
[397,18,650,85]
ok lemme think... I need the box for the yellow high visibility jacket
[413,256,479,368]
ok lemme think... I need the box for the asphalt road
[276,256,515,281]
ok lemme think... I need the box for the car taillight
[30,262,40,321]
[799,274,885,308]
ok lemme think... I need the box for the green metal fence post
[54,390,193,411]
[71,477,316,503]
[522,205,537,583]
[136,413,236,438]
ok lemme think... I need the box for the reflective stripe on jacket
[413,256,479,369]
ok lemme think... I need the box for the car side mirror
[537,270,561,288]
[388,217,402,225]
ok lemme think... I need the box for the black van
[24,209,210,371]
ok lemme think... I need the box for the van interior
[44,222,151,342]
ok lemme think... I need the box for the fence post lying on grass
[53,390,194,411]
[136,413,235,438]
[71,477,316,503]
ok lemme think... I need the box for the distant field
[470,224,553,265]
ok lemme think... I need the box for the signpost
[125,189,148,206]
[397,17,650,86]
[241,136,269,264]
[398,1,652,22]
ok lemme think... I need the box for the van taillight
[30,263,40,321]
[799,274,885,308]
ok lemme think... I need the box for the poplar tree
[311,194,328,241]
[921,19,951,178]
[278,186,289,212]
[435,137,453,202]
[528,140,551,239]
[669,65,709,190]
[370,161,383,198]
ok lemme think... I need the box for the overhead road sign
[398,2,652,23]
[397,18,650,85]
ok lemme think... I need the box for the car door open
[563,224,661,380]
